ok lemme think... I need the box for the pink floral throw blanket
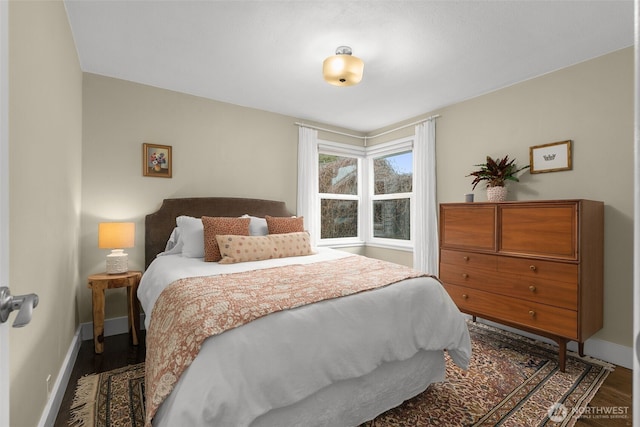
[145,255,426,426]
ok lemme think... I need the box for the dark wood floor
[53,332,146,427]
[54,331,632,426]
[575,365,633,427]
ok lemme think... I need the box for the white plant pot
[487,186,507,202]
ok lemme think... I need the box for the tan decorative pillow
[268,232,314,258]
[202,216,250,262]
[265,215,304,234]
[217,231,314,264]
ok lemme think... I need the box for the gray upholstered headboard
[145,197,292,269]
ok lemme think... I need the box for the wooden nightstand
[87,270,142,354]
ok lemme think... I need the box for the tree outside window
[319,154,358,239]
[372,151,412,241]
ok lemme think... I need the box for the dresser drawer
[497,257,578,283]
[440,250,497,270]
[440,266,577,310]
[443,284,578,339]
[439,264,496,288]
[496,275,577,310]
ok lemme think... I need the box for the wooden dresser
[439,200,603,371]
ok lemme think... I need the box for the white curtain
[297,126,319,244]
[413,120,438,274]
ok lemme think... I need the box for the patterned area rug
[362,321,613,426]
[68,321,612,427]
[69,363,145,427]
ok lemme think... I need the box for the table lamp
[98,222,135,274]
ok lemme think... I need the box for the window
[315,138,412,248]
[318,153,360,240]
[370,149,413,243]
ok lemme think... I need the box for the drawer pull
[529,285,536,292]
[463,256,469,261]
[462,273,469,279]
[462,294,468,300]
[528,310,535,317]
[529,265,537,271]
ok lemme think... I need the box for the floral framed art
[529,140,572,174]
[143,143,172,178]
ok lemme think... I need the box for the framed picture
[143,143,172,178]
[529,140,572,174]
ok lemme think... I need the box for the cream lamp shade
[98,222,135,274]
[323,46,364,87]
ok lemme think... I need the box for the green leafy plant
[467,155,529,190]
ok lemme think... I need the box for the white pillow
[157,227,184,257]
[176,215,204,258]
[241,214,268,236]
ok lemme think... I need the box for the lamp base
[106,249,129,274]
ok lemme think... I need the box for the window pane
[319,155,358,195]
[373,151,412,195]
[373,199,410,240]
[321,199,358,239]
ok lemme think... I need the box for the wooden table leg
[91,284,105,354]
[127,280,139,346]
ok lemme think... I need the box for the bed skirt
[154,349,446,427]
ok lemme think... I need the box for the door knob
[0,287,39,328]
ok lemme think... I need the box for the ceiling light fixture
[323,46,364,87]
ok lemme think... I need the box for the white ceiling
[64,0,634,132]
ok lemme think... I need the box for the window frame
[366,137,414,251]
[316,140,365,247]
[315,137,414,251]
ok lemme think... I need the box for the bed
[139,197,471,427]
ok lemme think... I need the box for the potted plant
[467,155,529,202]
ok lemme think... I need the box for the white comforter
[138,249,471,427]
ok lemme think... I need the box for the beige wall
[8,1,83,426]
[371,48,634,348]
[79,74,305,322]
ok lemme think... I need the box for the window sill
[317,240,365,249]
[365,241,414,252]
[317,241,413,253]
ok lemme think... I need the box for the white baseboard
[469,316,633,369]
[38,315,146,426]
[37,327,81,427]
